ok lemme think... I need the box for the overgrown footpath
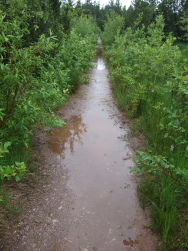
[102,14,188,251]
[0,0,99,237]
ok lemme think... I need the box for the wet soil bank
[1,45,159,251]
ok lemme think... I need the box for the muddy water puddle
[47,47,158,251]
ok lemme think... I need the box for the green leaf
[4,142,11,149]
[186,146,188,152]
[164,133,169,138]
[15,176,21,182]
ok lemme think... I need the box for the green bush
[101,12,124,47]
[0,0,99,185]
[103,14,188,250]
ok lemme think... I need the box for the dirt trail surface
[1,44,159,251]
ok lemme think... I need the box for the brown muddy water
[47,46,158,251]
[3,44,158,251]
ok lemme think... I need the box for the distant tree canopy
[2,0,186,40]
[73,0,188,40]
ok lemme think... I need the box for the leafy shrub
[0,0,99,184]
[0,142,26,184]
[101,12,124,47]
[103,14,188,250]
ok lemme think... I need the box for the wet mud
[1,43,159,251]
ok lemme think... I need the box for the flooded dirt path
[4,45,158,251]
[47,45,158,251]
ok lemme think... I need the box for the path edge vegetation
[101,13,188,251]
[1,0,188,250]
[0,0,99,228]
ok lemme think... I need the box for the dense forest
[0,0,188,250]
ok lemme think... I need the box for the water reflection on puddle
[48,115,87,157]
[97,57,105,70]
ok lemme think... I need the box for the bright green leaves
[0,31,61,147]
[104,14,181,117]
[70,15,100,41]
[0,162,27,183]
[132,150,188,181]
[0,0,99,184]
[59,28,97,89]
[101,13,124,47]
[0,142,26,183]
[147,15,165,46]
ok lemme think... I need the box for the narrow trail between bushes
[6,41,158,251]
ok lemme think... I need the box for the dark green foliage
[126,0,156,29]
